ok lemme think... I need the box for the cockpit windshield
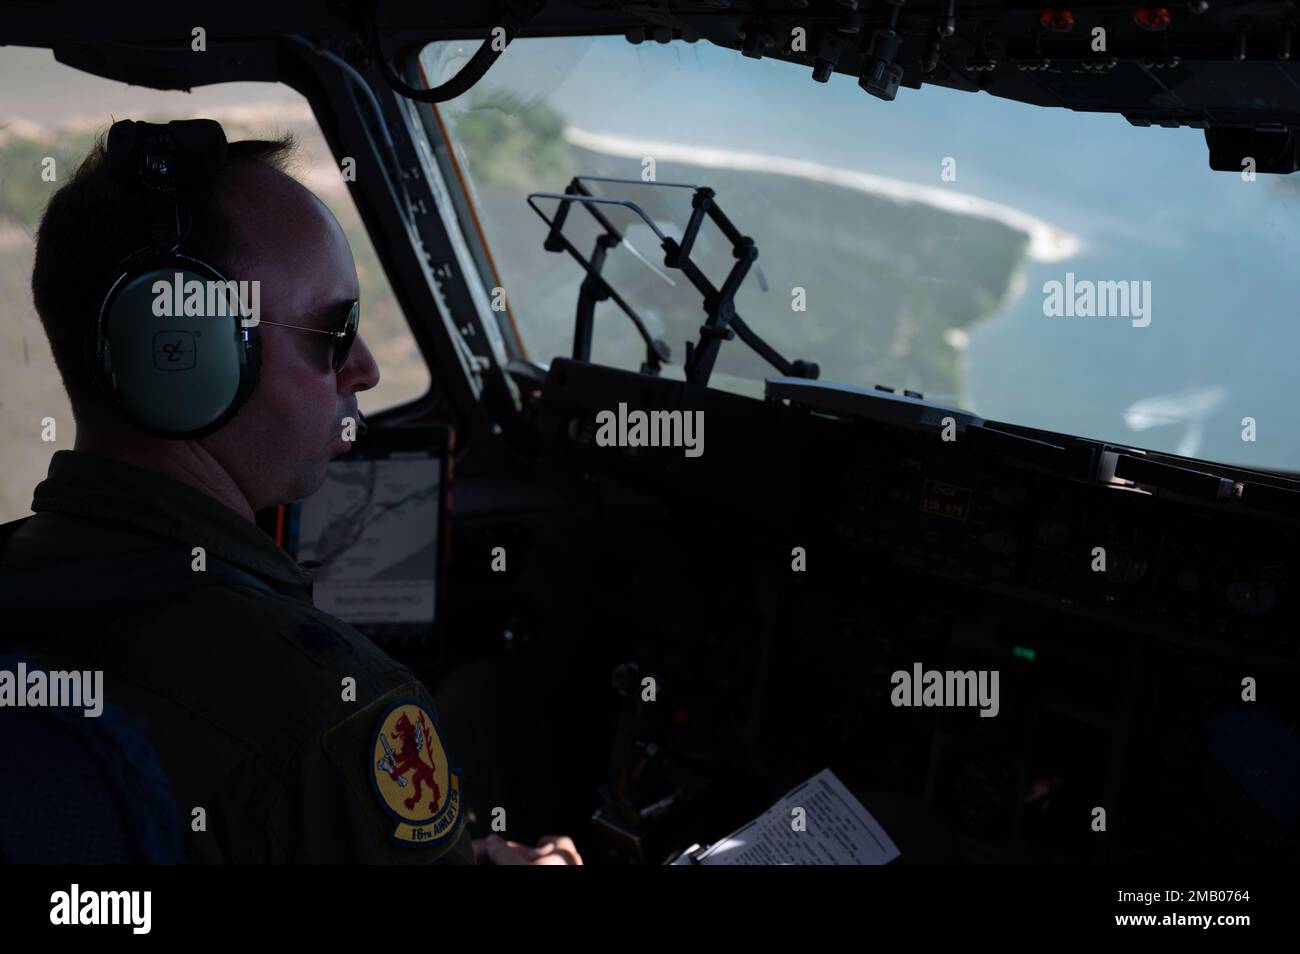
[423,35,1300,472]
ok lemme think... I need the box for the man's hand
[473,834,583,865]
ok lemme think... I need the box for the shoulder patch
[322,682,467,860]
[369,698,463,847]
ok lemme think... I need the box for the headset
[94,118,261,439]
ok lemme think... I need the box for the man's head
[31,123,380,515]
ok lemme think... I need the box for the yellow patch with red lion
[369,699,462,847]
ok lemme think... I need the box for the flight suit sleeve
[264,679,475,864]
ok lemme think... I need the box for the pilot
[0,119,579,865]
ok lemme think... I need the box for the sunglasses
[258,300,360,372]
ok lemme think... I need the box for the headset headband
[95,118,260,439]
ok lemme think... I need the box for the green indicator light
[1012,645,1036,662]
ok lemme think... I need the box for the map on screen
[292,452,440,626]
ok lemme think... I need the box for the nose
[340,333,381,394]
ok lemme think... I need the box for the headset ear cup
[97,254,259,439]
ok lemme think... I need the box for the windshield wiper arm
[528,176,820,386]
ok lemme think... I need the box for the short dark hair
[30,127,296,417]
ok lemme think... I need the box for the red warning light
[1134,6,1173,31]
[1040,8,1076,33]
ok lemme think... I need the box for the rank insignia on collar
[370,699,462,847]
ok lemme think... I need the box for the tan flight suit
[0,450,473,864]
